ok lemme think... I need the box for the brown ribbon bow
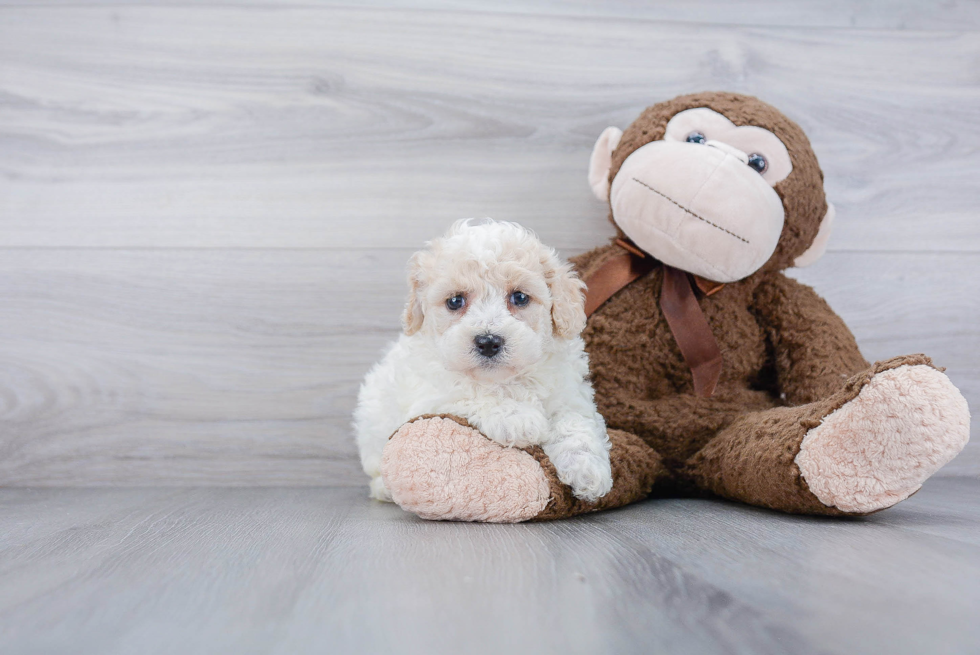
[583,239,724,397]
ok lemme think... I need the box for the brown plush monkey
[379,92,971,522]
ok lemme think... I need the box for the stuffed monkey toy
[379,92,971,522]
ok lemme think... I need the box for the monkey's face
[590,98,833,283]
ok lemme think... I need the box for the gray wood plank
[1,7,978,251]
[0,248,975,485]
[0,480,978,654]
[0,249,398,486]
[1,1,978,31]
[598,480,980,655]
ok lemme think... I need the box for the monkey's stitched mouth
[631,177,750,244]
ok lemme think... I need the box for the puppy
[353,219,612,503]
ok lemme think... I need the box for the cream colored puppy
[353,219,612,503]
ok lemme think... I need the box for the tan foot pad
[796,365,971,513]
[381,417,551,523]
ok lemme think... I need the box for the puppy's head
[403,219,586,381]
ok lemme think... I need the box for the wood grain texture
[1,1,978,31]
[0,480,978,654]
[0,2,976,486]
[0,248,976,485]
[1,7,979,252]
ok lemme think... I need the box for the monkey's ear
[794,202,835,268]
[402,252,426,335]
[588,126,623,201]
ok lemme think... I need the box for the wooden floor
[1,478,978,655]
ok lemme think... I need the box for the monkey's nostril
[474,334,505,358]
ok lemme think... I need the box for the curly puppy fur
[354,219,612,503]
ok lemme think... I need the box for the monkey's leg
[685,355,970,515]
[532,427,668,521]
[380,416,666,523]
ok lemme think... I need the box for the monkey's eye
[509,291,530,307]
[747,153,768,174]
[446,294,466,311]
[686,132,706,144]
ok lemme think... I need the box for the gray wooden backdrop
[1,0,978,486]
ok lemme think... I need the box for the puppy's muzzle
[474,334,505,358]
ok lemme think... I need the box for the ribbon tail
[659,265,723,398]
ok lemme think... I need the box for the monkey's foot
[381,416,551,523]
[796,362,970,513]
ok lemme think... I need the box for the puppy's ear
[546,256,587,339]
[402,251,426,335]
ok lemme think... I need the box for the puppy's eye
[509,291,530,307]
[446,294,465,311]
[686,131,706,144]
[747,153,768,174]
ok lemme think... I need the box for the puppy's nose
[474,334,505,358]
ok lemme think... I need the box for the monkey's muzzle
[610,140,785,283]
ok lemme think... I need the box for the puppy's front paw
[552,449,613,502]
[369,475,393,502]
[478,405,549,448]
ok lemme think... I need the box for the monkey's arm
[751,273,869,405]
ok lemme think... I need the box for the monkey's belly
[584,278,776,466]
